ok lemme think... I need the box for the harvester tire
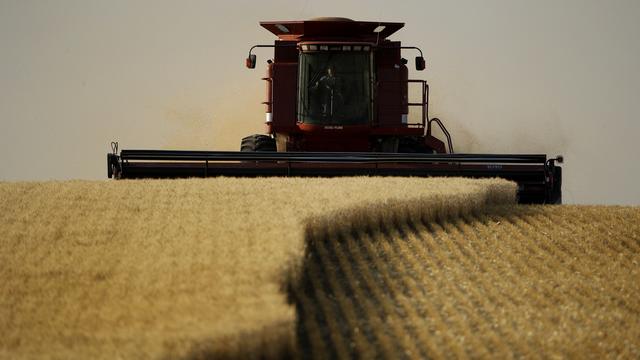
[241,134,277,152]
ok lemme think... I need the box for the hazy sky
[1,0,639,205]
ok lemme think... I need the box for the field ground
[294,205,640,358]
[0,177,513,359]
[1,178,639,358]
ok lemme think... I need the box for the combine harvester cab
[107,18,563,204]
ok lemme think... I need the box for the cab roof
[260,18,404,42]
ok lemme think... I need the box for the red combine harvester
[107,18,562,204]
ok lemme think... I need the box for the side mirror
[415,56,426,71]
[246,54,257,69]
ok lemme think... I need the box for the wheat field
[0,177,514,359]
[2,178,639,358]
[294,204,640,358]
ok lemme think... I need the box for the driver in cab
[311,66,342,116]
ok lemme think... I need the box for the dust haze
[1,0,639,205]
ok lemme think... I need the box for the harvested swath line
[293,204,639,358]
[455,212,533,310]
[289,269,330,360]
[470,208,637,356]
[357,226,426,358]
[338,230,399,358]
[427,220,507,355]
[488,212,592,293]
[533,207,627,266]
[531,207,635,301]
[491,211,612,316]
[459,211,562,353]
[304,252,351,358]
[327,234,382,359]
[415,218,529,357]
[425,218,512,356]
[384,228,454,357]
[577,207,640,262]
[438,222,530,355]
[480,210,624,352]
[308,234,372,358]
[539,211,638,354]
[444,217,526,356]
[307,231,380,353]
[606,208,640,250]
[509,210,637,314]
[563,207,639,252]
[399,221,499,357]
[607,214,640,252]
[375,221,462,357]
[467,211,575,355]
[307,231,379,356]
[496,214,596,325]
[535,208,640,314]
[521,207,606,268]
[375,222,447,354]
[471,211,570,309]
[563,207,640,260]
[401,220,476,358]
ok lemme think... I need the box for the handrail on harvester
[400,80,454,154]
[428,117,454,154]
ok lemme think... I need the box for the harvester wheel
[241,134,277,152]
